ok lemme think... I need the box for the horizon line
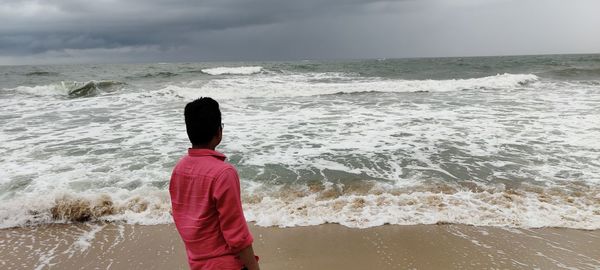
[1,51,599,67]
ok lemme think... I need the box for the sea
[1,54,599,229]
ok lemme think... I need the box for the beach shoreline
[1,223,599,269]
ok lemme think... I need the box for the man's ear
[216,126,223,143]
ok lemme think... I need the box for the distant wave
[201,66,263,75]
[544,67,600,79]
[126,70,208,79]
[161,73,540,100]
[25,71,60,76]
[139,71,178,78]
[10,80,125,97]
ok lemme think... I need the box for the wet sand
[1,223,599,269]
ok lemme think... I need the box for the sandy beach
[1,223,599,269]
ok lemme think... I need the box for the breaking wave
[201,66,264,75]
[244,183,600,229]
[0,193,172,229]
[10,80,125,97]
[163,73,540,100]
[1,182,598,230]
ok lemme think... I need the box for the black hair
[184,97,222,146]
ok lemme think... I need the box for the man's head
[184,97,222,148]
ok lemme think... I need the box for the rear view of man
[170,97,259,270]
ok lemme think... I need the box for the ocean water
[1,54,599,229]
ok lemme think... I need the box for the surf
[9,80,126,97]
[162,73,540,100]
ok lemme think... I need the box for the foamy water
[1,55,600,229]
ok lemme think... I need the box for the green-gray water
[1,54,599,228]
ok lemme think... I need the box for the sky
[1,0,599,65]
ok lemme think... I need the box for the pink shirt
[170,148,253,270]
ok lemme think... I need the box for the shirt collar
[187,148,227,161]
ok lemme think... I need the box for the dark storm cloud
[0,0,405,54]
[0,0,599,64]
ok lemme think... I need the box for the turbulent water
[1,54,599,229]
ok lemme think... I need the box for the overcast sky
[1,0,599,65]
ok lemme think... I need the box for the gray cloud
[0,0,599,64]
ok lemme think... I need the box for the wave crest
[201,66,263,75]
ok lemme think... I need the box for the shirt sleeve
[212,167,254,254]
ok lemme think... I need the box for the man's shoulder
[216,162,238,176]
[172,154,237,176]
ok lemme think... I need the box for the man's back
[170,148,253,269]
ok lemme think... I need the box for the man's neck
[191,144,216,150]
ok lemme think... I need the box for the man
[170,97,260,270]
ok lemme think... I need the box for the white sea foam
[201,66,263,75]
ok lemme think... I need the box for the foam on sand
[2,223,600,269]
